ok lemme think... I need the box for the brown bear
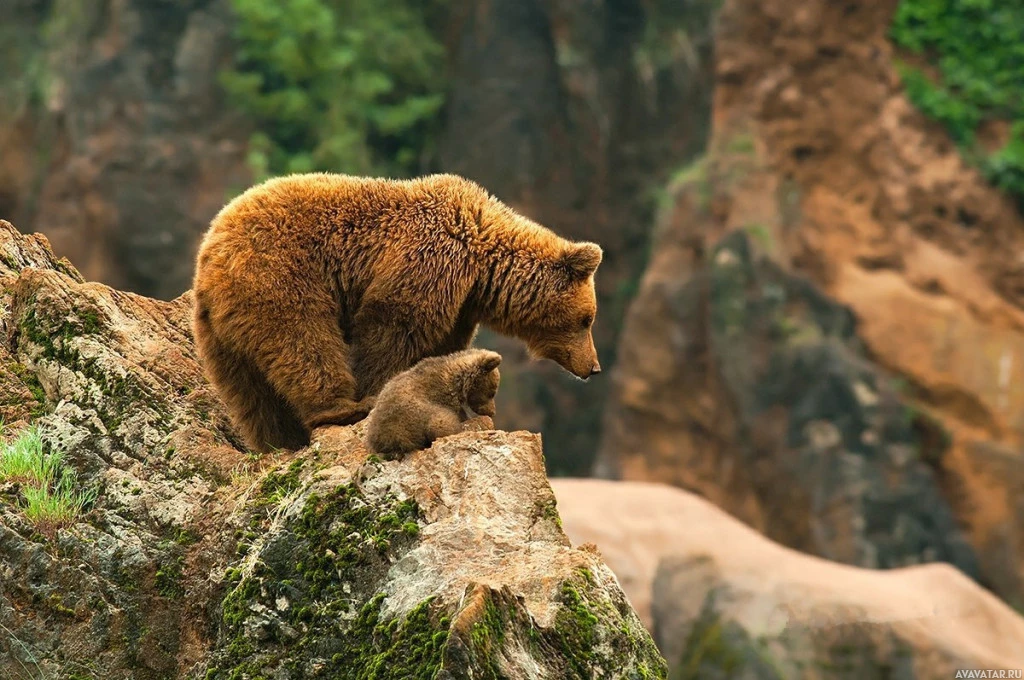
[192,172,602,452]
[365,348,501,459]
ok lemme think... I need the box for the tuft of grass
[22,472,96,535]
[0,424,56,485]
[0,424,96,535]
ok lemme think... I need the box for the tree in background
[223,0,449,179]
[892,0,1024,208]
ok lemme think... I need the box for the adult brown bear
[192,173,602,452]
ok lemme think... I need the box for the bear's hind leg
[238,296,371,431]
[194,312,308,452]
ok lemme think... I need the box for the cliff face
[0,0,251,301]
[0,220,663,679]
[598,0,1024,608]
[438,0,717,473]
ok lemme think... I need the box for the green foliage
[891,0,1024,206]
[0,424,55,485]
[0,424,96,535]
[223,0,448,179]
[21,475,95,535]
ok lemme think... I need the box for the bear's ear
[560,242,603,280]
[478,352,502,373]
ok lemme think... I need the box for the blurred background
[2,0,1023,674]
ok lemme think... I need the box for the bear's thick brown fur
[365,349,501,459]
[192,173,602,452]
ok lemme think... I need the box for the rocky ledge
[0,219,664,679]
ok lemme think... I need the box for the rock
[598,0,1024,607]
[0,0,251,300]
[552,478,1024,678]
[596,228,979,580]
[0,220,664,678]
[201,427,665,679]
[0,219,242,678]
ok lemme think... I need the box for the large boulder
[597,0,1024,607]
[0,221,664,679]
[553,478,1024,678]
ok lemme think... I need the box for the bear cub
[366,349,502,459]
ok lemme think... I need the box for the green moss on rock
[448,572,667,679]
[254,458,305,506]
[206,482,432,678]
[155,553,185,599]
[9,361,48,417]
[673,594,783,680]
[16,297,169,435]
[545,569,667,679]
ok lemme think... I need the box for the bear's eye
[580,314,593,329]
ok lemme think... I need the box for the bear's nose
[590,362,602,376]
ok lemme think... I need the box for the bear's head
[518,242,603,380]
[466,351,502,417]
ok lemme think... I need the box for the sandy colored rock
[553,478,1024,678]
[598,0,1024,607]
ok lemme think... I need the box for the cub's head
[465,350,502,417]
[519,242,603,380]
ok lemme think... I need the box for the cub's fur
[365,349,502,459]
[193,173,602,452]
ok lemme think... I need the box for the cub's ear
[560,242,603,280]
[477,351,502,373]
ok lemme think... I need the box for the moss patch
[450,571,667,679]
[17,298,168,436]
[206,482,435,678]
[672,593,783,680]
[9,361,48,417]
[254,458,305,506]
[154,540,185,599]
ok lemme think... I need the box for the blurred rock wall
[598,0,1024,608]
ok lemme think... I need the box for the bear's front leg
[350,303,441,399]
[461,415,494,432]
